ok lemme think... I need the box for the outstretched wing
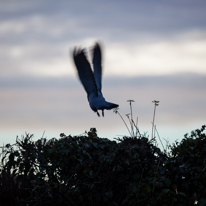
[92,43,102,94]
[73,48,97,96]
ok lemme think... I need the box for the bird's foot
[102,110,104,117]
[97,111,100,117]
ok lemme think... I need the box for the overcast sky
[0,0,206,148]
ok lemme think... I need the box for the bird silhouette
[73,43,119,117]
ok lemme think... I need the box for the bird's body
[73,43,118,116]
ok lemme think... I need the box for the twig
[154,125,165,151]
[151,100,159,139]
[128,100,134,136]
[113,108,132,137]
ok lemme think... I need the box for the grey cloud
[1,0,206,78]
[1,0,206,44]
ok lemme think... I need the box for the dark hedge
[0,126,206,206]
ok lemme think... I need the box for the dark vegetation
[0,125,206,206]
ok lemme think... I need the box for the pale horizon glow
[1,30,206,77]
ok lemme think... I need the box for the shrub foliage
[0,126,206,206]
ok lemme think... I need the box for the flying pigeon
[73,43,119,117]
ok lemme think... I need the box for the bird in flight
[73,42,119,117]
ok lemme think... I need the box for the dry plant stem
[129,102,134,137]
[163,138,170,153]
[127,116,134,137]
[117,111,132,137]
[154,125,165,151]
[41,130,45,139]
[131,119,141,137]
[151,104,157,139]
[136,117,138,137]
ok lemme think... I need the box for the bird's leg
[96,111,100,117]
[102,110,104,117]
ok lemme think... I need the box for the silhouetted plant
[151,100,159,140]
[0,125,205,205]
[113,100,141,138]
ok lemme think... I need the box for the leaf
[105,191,113,199]
[198,198,206,206]
[161,177,171,187]
[178,192,186,197]
[14,151,20,156]
[161,189,170,194]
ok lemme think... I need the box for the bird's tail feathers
[105,102,119,110]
